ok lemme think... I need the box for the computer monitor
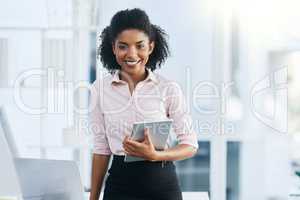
[14,158,85,200]
[0,107,19,157]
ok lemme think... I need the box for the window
[0,38,8,87]
[175,141,210,192]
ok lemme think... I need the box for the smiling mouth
[124,60,141,66]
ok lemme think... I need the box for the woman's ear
[149,41,155,55]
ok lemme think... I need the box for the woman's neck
[119,69,148,86]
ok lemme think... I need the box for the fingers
[123,137,142,154]
[123,140,133,155]
[122,136,129,147]
[144,127,149,134]
[123,134,141,145]
[127,139,143,147]
[123,135,130,143]
[123,143,136,154]
[123,141,143,157]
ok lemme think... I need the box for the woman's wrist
[152,150,164,161]
[89,190,100,200]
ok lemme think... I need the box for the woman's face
[113,29,154,77]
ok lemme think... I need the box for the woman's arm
[123,130,197,161]
[154,143,197,161]
[89,154,111,200]
[89,80,112,199]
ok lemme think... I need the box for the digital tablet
[124,119,173,162]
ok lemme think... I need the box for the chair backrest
[182,192,209,200]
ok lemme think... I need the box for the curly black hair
[97,8,170,73]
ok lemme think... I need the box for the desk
[182,192,209,200]
[84,192,209,200]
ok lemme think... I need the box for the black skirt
[103,155,183,200]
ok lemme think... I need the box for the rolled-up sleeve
[90,80,112,155]
[166,82,198,149]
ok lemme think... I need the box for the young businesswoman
[89,8,198,200]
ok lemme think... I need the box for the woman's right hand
[123,128,159,161]
[89,154,111,200]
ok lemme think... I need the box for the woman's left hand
[122,128,158,161]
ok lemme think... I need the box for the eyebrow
[118,40,145,45]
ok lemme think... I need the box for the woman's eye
[137,44,145,49]
[118,45,127,50]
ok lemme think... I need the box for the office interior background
[0,0,300,200]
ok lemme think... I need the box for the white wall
[97,0,214,93]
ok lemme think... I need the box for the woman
[89,8,198,200]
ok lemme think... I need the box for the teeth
[125,60,139,65]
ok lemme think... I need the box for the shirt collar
[110,68,159,85]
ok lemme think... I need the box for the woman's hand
[122,128,158,161]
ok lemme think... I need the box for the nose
[126,46,138,58]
